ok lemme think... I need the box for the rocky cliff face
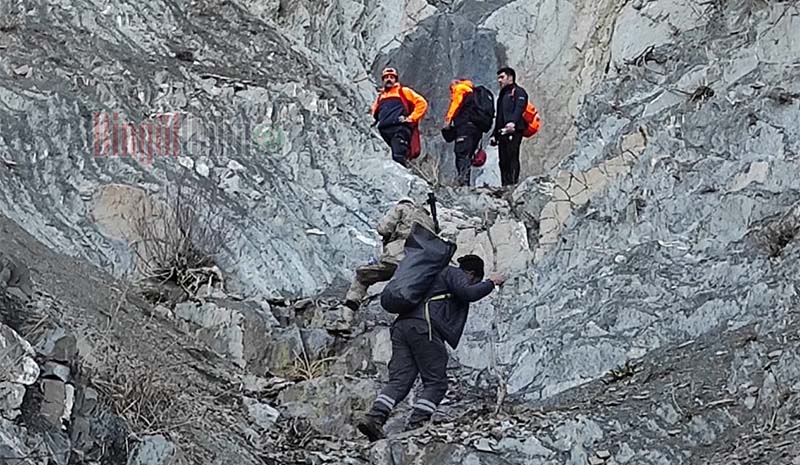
[1,0,800,464]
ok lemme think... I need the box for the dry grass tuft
[289,348,336,382]
[132,185,232,298]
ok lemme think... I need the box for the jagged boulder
[277,375,379,437]
[0,418,39,465]
[0,252,33,303]
[0,323,40,420]
[128,435,186,465]
[174,298,280,370]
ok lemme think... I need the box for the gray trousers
[367,318,448,425]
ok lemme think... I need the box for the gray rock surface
[0,417,38,465]
[128,435,186,465]
[0,323,40,422]
[0,0,427,300]
[243,396,280,430]
[0,251,33,302]
[174,298,279,369]
[1,0,800,464]
[278,375,379,437]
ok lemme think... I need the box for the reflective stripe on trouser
[367,318,448,422]
[375,394,396,410]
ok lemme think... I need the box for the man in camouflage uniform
[344,197,435,310]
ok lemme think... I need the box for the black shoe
[357,418,386,442]
[404,409,432,432]
[344,300,360,311]
[404,419,428,432]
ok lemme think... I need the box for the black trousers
[380,125,412,167]
[453,125,482,186]
[367,318,448,425]
[498,133,523,186]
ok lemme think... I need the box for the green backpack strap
[424,293,452,341]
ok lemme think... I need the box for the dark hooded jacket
[493,83,529,137]
[399,266,494,349]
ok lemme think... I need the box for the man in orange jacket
[371,68,428,167]
[443,79,482,186]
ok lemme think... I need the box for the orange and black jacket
[444,80,474,126]
[371,84,428,130]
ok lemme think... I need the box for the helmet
[381,67,399,79]
[397,196,414,205]
[472,149,487,167]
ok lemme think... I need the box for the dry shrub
[289,348,336,382]
[603,360,638,384]
[409,153,442,188]
[0,8,22,33]
[91,356,194,437]
[762,222,800,258]
[751,207,800,258]
[132,185,232,297]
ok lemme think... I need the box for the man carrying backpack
[344,197,435,311]
[442,80,493,186]
[372,68,428,167]
[356,254,506,441]
[490,67,533,186]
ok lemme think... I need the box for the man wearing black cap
[357,255,506,441]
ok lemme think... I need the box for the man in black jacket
[490,67,528,186]
[357,255,506,441]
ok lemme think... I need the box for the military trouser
[345,260,398,303]
[365,318,448,427]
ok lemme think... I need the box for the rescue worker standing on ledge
[442,79,482,186]
[371,68,428,167]
[357,255,507,441]
[490,66,529,186]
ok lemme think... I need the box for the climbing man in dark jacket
[490,66,529,186]
[357,255,506,441]
[371,67,428,167]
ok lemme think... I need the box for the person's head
[381,67,399,90]
[457,255,485,284]
[397,196,415,206]
[497,67,516,88]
